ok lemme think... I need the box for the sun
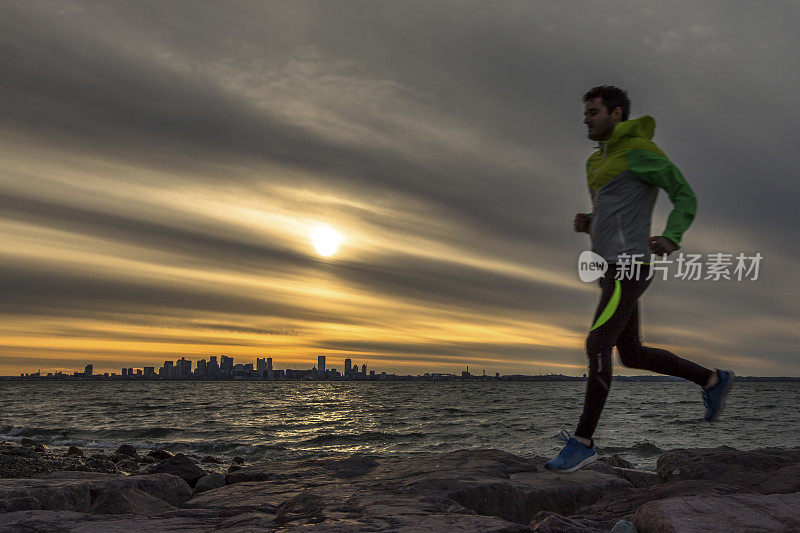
[311,224,343,257]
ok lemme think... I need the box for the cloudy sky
[2,1,798,377]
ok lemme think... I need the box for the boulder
[0,473,192,512]
[194,473,226,494]
[142,453,207,487]
[231,456,244,464]
[657,447,800,494]
[114,444,139,458]
[601,454,636,470]
[66,446,84,457]
[610,520,637,533]
[20,438,37,447]
[114,458,139,473]
[87,486,177,515]
[274,490,325,525]
[633,492,800,532]
[147,449,173,461]
[200,455,224,464]
[549,479,752,531]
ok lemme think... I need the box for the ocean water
[1,381,797,471]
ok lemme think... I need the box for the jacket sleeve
[626,149,697,249]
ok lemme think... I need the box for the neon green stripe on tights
[591,279,621,331]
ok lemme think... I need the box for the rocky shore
[0,440,798,532]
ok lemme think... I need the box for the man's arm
[626,149,697,249]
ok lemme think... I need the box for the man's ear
[611,106,623,121]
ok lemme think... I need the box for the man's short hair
[583,86,630,121]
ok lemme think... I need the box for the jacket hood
[604,115,655,146]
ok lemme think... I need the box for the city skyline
[2,2,799,377]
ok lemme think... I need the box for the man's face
[584,97,621,141]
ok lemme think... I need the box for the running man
[545,86,735,473]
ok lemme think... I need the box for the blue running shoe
[545,430,598,473]
[702,369,735,422]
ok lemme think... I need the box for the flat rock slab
[533,479,754,531]
[453,469,632,524]
[0,509,228,532]
[0,473,192,513]
[190,449,635,530]
[657,447,800,494]
[87,486,177,516]
[185,480,304,514]
[632,492,800,533]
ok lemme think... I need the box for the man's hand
[649,236,678,255]
[574,213,591,233]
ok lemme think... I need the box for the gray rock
[114,458,139,473]
[20,438,37,447]
[608,467,659,489]
[194,473,226,494]
[530,511,599,532]
[185,479,299,514]
[34,443,50,454]
[200,455,223,464]
[0,509,223,532]
[0,473,192,512]
[66,446,84,456]
[657,446,800,494]
[147,449,173,461]
[114,444,139,458]
[559,479,752,531]
[227,464,242,473]
[231,456,244,464]
[87,486,178,515]
[142,453,207,487]
[602,454,636,470]
[446,462,631,524]
[274,490,326,525]
[610,519,637,532]
[632,492,800,532]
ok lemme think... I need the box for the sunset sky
[2,1,798,377]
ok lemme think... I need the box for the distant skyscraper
[84,364,93,377]
[344,358,352,376]
[318,355,326,375]
[176,357,191,379]
[361,363,367,375]
[267,357,273,379]
[144,367,155,378]
[220,355,233,378]
[256,357,266,378]
[121,368,127,377]
[208,356,219,379]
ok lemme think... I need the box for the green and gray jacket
[587,115,697,263]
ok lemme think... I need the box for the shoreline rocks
[1,442,797,531]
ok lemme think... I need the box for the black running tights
[575,264,714,440]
